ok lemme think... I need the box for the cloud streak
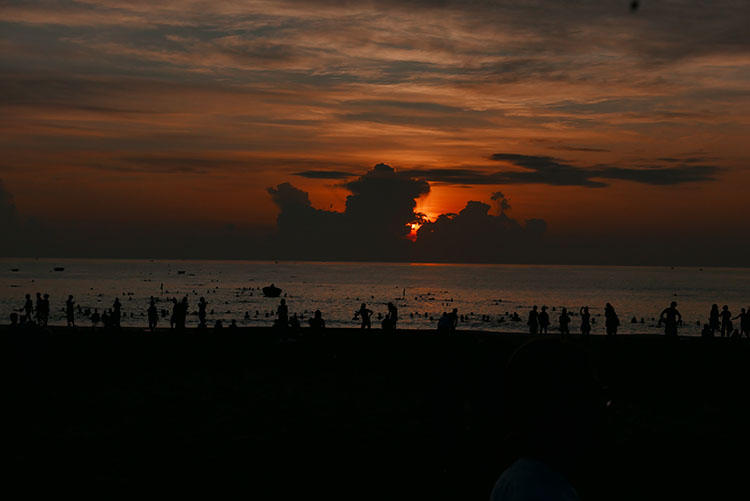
[402,155,721,188]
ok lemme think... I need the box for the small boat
[177,270,186,274]
[53,267,65,272]
[262,284,282,297]
[10,268,19,272]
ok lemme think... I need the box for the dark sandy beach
[3,326,749,499]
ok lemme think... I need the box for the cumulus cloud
[268,165,551,262]
[414,194,547,263]
[268,164,429,260]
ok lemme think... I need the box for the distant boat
[10,268,19,272]
[53,267,65,272]
[177,270,186,274]
[262,284,282,297]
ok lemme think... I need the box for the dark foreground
[3,326,750,499]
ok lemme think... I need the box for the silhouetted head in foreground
[492,339,604,500]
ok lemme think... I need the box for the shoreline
[0,324,721,339]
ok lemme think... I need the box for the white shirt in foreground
[490,457,580,501]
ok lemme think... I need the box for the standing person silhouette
[539,306,550,334]
[147,297,158,331]
[40,293,50,327]
[558,308,571,337]
[527,306,539,335]
[579,306,591,336]
[720,305,733,337]
[170,298,178,329]
[35,293,43,325]
[604,303,619,336]
[437,312,451,335]
[112,298,122,328]
[66,295,75,327]
[738,308,750,338]
[386,302,399,331]
[276,298,288,329]
[658,301,682,337]
[177,296,188,330]
[308,309,325,330]
[448,308,459,334]
[709,304,720,335]
[356,303,373,329]
[22,294,33,323]
[198,297,208,329]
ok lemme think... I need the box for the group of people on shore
[521,301,750,338]
[11,293,123,329]
[273,298,326,331]
[704,304,749,338]
[7,292,750,338]
[272,300,402,333]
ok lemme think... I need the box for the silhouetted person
[176,296,188,330]
[382,302,398,331]
[308,309,325,330]
[112,298,122,328]
[356,303,373,329]
[198,297,207,328]
[289,313,300,330]
[91,308,100,329]
[539,306,550,334]
[66,295,75,327]
[448,308,459,333]
[35,293,43,324]
[22,294,33,323]
[170,298,178,329]
[276,298,288,329]
[214,319,223,330]
[720,305,732,337]
[709,304,720,335]
[40,293,50,326]
[389,302,398,330]
[10,312,18,327]
[101,309,111,328]
[491,339,604,501]
[579,306,591,336]
[733,308,748,338]
[604,303,619,335]
[147,298,158,331]
[559,308,571,337]
[437,312,452,335]
[658,301,682,337]
[701,323,713,338]
[527,306,539,335]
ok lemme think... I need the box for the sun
[407,222,421,241]
[407,212,437,241]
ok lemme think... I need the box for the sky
[1,1,749,264]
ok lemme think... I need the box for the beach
[3,258,749,335]
[3,325,750,499]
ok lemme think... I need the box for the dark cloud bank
[1,159,746,265]
[398,154,721,188]
[270,163,545,262]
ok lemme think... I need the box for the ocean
[1,258,748,335]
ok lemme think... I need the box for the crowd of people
[6,292,750,338]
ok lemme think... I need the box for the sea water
[1,258,748,335]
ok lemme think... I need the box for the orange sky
[1,1,749,249]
